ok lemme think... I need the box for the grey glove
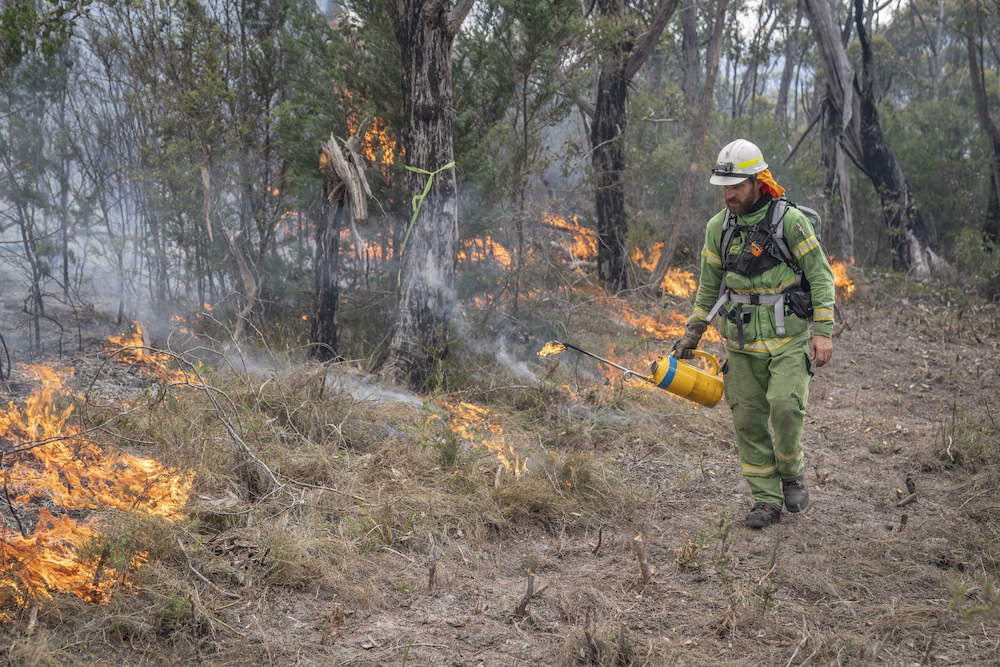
[671,321,707,360]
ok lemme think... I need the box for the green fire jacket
[687,201,836,356]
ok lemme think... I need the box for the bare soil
[4,278,1000,666]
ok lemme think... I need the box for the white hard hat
[710,139,768,186]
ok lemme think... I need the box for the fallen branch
[177,538,241,600]
[896,493,918,508]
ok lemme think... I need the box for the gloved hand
[672,321,707,360]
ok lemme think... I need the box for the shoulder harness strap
[769,197,796,268]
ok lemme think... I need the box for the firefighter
[672,139,836,529]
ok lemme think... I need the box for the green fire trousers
[723,337,811,508]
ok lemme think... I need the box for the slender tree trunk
[804,0,941,275]
[820,94,854,260]
[384,0,473,390]
[682,0,699,106]
[590,0,681,292]
[775,0,803,122]
[852,0,937,275]
[313,180,342,361]
[966,17,1000,243]
[593,56,630,291]
[647,0,729,291]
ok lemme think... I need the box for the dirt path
[5,284,1000,666]
[190,283,997,666]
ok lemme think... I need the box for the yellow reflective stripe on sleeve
[792,236,820,259]
[737,156,760,169]
[741,462,777,477]
[774,446,802,463]
[692,307,710,321]
[725,330,808,354]
[702,246,723,268]
[728,275,799,295]
[813,308,834,321]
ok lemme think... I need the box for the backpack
[705,197,837,349]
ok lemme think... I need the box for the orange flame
[1,364,193,612]
[437,401,526,477]
[458,236,512,269]
[542,212,597,262]
[537,342,567,357]
[105,322,194,385]
[830,258,855,298]
[631,244,697,297]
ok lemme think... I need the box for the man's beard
[726,187,757,216]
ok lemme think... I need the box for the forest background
[0,0,998,385]
[2,1,1000,664]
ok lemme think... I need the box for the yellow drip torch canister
[649,350,724,408]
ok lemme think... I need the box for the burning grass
[0,363,193,616]
[104,321,195,385]
[830,257,856,298]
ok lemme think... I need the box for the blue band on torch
[657,355,678,390]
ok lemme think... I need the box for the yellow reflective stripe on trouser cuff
[702,246,722,268]
[725,330,808,354]
[742,462,777,477]
[792,237,820,258]
[774,446,802,463]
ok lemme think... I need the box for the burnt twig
[514,572,534,617]
[592,525,603,555]
[633,533,655,584]
[897,493,918,508]
[2,461,28,539]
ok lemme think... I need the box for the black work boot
[745,503,782,529]
[781,476,809,513]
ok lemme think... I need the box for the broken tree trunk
[313,120,372,361]
[646,0,728,292]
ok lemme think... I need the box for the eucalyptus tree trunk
[384,0,474,390]
[647,0,728,291]
[851,0,938,275]
[592,39,630,291]
[803,0,941,276]
[966,18,1000,243]
[820,95,854,260]
[313,181,343,361]
[775,0,803,122]
[591,0,681,292]
[681,0,699,106]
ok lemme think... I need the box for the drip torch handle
[688,350,720,375]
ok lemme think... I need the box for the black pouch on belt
[785,290,814,319]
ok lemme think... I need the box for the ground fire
[432,401,527,478]
[0,364,193,616]
[830,258,855,298]
[105,321,195,385]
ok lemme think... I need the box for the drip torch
[538,341,724,408]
